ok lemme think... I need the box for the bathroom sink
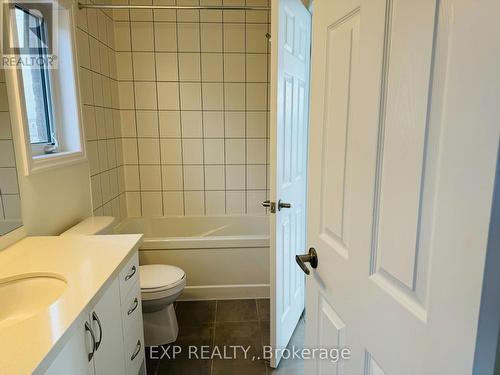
[0,274,67,328]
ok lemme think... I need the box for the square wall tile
[133,52,156,81]
[159,111,181,137]
[124,165,140,190]
[224,54,245,82]
[225,112,245,138]
[182,139,204,164]
[138,138,161,164]
[178,53,201,81]
[246,112,267,138]
[225,139,245,164]
[155,23,178,52]
[246,54,268,82]
[136,111,159,137]
[246,83,268,110]
[247,190,267,214]
[141,192,163,216]
[226,190,245,214]
[201,23,222,52]
[204,139,224,164]
[246,165,266,189]
[225,165,245,189]
[203,112,224,137]
[131,22,154,51]
[160,139,182,164]
[183,165,204,190]
[122,139,139,164]
[223,23,245,53]
[201,53,223,82]
[177,0,199,22]
[162,165,183,190]
[206,191,225,214]
[156,53,178,81]
[184,191,205,215]
[126,192,141,217]
[178,23,200,52]
[140,165,162,190]
[205,165,225,190]
[163,191,184,215]
[202,83,223,110]
[180,83,202,110]
[247,138,267,164]
[181,111,203,137]
[134,82,158,110]
[246,24,268,53]
[157,82,180,110]
[224,83,245,110]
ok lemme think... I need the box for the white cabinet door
[44,317,95,375]
[91,278,126,375]
[305,0,500,374]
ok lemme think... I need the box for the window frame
[4,0,87,176]
[14,5,57,155]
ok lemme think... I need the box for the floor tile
[216,299,258,322]
[213,359,267,375]
[157,358,212,375]
[174,324,215,359]
[176,300,216,326]
[256,299,270,321]
[215,321,264,358]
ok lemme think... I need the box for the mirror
[0,78,22,236]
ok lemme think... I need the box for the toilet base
[143,303,179,346]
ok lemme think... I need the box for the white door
[91,278,126,375]
[269,0,311,368]
[305,0,500,374]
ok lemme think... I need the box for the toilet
[60,216,186,346]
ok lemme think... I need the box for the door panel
[270,0,311,368]
[306,0,500,374]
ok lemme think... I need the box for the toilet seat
[140,265,186,301]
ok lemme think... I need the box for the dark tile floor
[144,299,304,375]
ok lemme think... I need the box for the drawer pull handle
[125,265,136,281]
[92,312,103,350]
[128,298,139,315]
[131,340,142,361]
[85,322,96,362]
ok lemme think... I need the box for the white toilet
[61,217,186,346]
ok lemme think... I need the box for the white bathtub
[114,216,270,300]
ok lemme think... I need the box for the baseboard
[178,284,270,301]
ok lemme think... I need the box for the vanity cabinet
[43,253,145,375]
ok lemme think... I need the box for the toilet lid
[140,264,185,289]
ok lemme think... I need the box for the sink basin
[0,274,67,328]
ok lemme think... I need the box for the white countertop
[0,234,143,375]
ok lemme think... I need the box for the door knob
[296,248,318,275]
[278,200,292,210]
[262,200,276,213]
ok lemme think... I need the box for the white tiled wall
[113,0,270,217]
[75,2,128,219]
[0,72,22,227]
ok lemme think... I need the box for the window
[5,0,86,175]
[14,5,56,150]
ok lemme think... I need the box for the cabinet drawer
[119,253,139,300]
[122,281,145,375]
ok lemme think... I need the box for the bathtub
[114,216,270,300]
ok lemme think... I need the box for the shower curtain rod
[77,3,271,10]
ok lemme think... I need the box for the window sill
[29,150,87,175]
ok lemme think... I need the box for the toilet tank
[60,216,116,236]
